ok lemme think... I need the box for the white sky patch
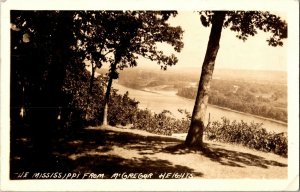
[139,11,288,71]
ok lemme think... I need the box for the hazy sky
[138,11,287,72]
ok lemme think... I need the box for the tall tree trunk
[102,54,120,126]
[102,71,114,126]
[185,11,226,147]
[89,62,96,94]
[85,62,96,121]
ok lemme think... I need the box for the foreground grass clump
[132,109,287,157]
[204,117,287,157]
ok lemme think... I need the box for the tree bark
[102,71,114,126]
[85,62,96,121]
[185,11,226,147]
[102,53,120,126]
[89,62,96,94]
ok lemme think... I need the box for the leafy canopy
[75,11,184,72]
[200,11,287,46]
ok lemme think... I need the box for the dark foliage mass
[62,65,139,127]
[10,10,182,165]
[108,91,139,126]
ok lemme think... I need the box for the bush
[204,117,287,157]
[108,91,139,126]
[132,109,190,136]
[132,110,287,157]
[61,66,105,128]
[62,66,139,128]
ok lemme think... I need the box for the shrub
[132,110,287,157]
[108,91,139,126]
[62,67,139,128]
[204,117,287,157]
[132,109,190,136]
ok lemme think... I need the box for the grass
[10,124,287,179]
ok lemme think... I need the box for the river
[112,83,287,134]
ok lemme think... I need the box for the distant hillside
[162,67,287,84]
[96,67,287,87]
[212,69,287,85]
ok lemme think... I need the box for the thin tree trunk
[185,11,226,147]
[89,62,96,94]
[102,71,114,126]
[102,54,120,126]
[85,62,96,121]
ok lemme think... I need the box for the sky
[138,11,288,72]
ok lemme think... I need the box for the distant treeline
[177,79,287,122]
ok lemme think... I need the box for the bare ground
[10,125,287,179]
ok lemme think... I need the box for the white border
[1,0,299,191]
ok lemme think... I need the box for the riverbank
[176,92,288,126]
[207,103,288,126]
[118,83,287,126]
[113,83,287,133]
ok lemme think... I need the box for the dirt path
[74,125,287,179]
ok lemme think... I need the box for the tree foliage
[10,10,183,124]
[75,11,183,74]
[200,11,287,46]
[75,11,184,125]
[10,11,184,161]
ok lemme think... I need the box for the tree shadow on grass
[164,143,287,168]
[63,128,287,170]
[71,154,202,179]
[55,128,204,178]
[11,127,202,179]
[10,126,286,179]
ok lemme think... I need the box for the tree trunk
[85,63,96,121]
[185,11,226,148]
[102,72,114,126]
[89,62,96,94]
[102,54,120,126]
